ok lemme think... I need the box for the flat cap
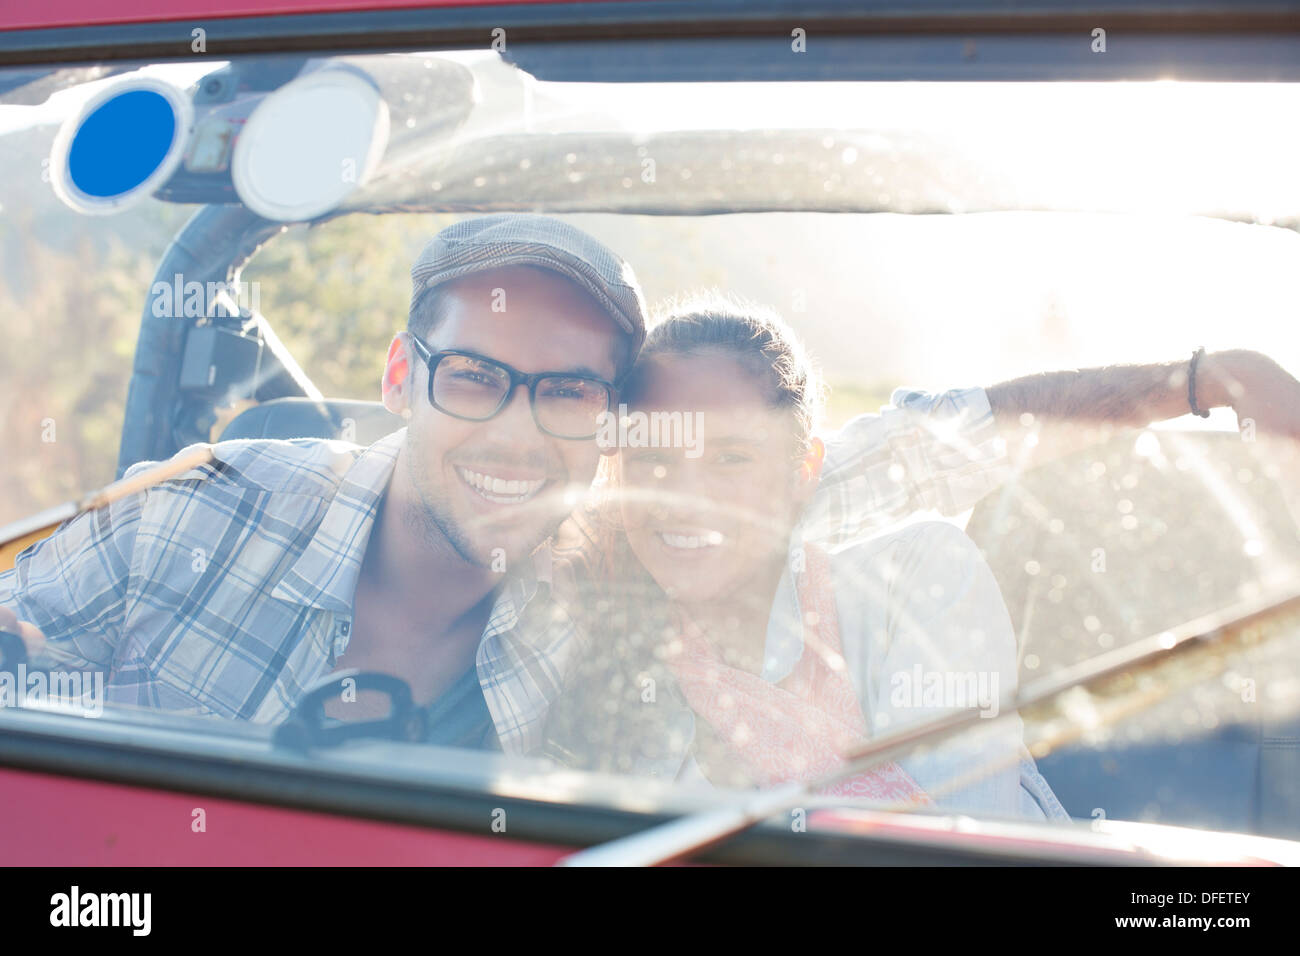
[410,214,647,358]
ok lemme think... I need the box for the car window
[1,48,1299,851]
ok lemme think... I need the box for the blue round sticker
[67,89,177,199]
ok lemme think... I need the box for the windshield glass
[2,48,1299,854]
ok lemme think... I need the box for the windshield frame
[4,701,1296,865]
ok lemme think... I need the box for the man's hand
[1199,349,1300,441]
[0,605,45,660]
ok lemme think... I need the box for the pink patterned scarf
[664,543,932,805]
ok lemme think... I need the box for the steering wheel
[273,669,426,750]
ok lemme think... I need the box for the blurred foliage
[822,380,893,431]
[0,205,170,518]
[0,201,454,522]
[241,212,458,402]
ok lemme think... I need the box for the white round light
[232,68,390,222]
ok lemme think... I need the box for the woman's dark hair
[539,292,822,776]
[623,292,824,460]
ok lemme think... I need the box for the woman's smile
[655,529,725,551]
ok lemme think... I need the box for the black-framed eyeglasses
[407,334,617,440]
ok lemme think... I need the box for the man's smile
[456,465,548,505]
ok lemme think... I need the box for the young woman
[542,295,1066,820]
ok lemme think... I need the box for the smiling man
[0,215,646,750]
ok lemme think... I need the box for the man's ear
[382,334,415,419]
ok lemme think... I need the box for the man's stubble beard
[403,429,572,569]
[403,437,490,567]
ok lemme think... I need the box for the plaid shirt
[0,387,1006,754]
[803,386,1010,547]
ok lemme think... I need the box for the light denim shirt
[671,521,1069,822]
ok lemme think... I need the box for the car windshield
[2,46,1300,858]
